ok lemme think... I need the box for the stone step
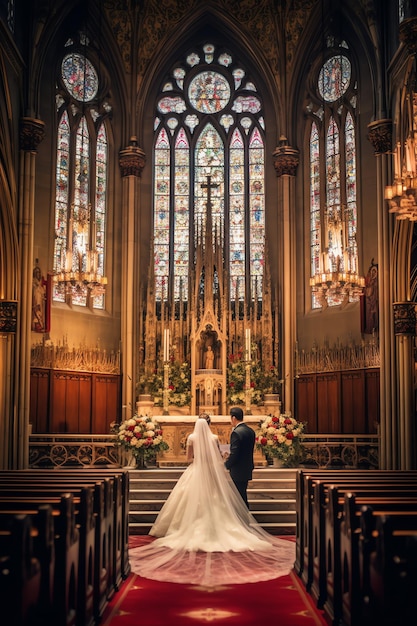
[130,511,296,525]
[129,480,296,491]
[128,467,297,535]
[129,487,295,500]
[129,519,296,536]
[129,498,297,512]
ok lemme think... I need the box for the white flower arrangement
[255,413,305,466]
[115,414,169,462]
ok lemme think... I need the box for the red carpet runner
[101,537,327,626]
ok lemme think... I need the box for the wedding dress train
[129,418,295,586]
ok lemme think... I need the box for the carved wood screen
[30,368,121,434]
[295,368,380,434]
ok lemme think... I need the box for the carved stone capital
[19,117,45,152]
[367,118,392,155]
[393,301,416,336]
[0,300,18,333]
[119,137,146,177]
[399,16,417,54]
[273,144,300,177]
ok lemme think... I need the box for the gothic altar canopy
[137,169,281,417]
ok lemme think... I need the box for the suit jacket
[225,422,255,482]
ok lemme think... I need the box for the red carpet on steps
[101,536,327,626]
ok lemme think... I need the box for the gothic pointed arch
[138,20,281,414]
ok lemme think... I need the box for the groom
[225,406,255,507]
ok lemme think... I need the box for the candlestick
[163,328,170,362]
[245,328,251,361]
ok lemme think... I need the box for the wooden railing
[29,433,380,469]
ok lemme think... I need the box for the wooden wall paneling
[364,368,380,433]
[50,371,69,432]
[64,372,92,433]
[295,374,317,433]
[50,371,92,432]
[92,374,120,434]
[77,373,92,433]
[29,368,50,433]
[316,372,341,432]
[341,370,365,433]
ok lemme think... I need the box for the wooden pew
[356,506,417,626]
[295,469,417,626]
[0,513,42,626]
[328,489,417,626]
[310,480,417,609]
[48,468,128,585]
[0,468,130,584]
[0,487,91,626]
[0,494,79,626]
[296,470,398,580]
[53,468,130,582]
[0,468,130,625]
[0,504,55,623]
[296,470,417,589]
[366,514,417,625]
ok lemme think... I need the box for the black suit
[225,422,255,507]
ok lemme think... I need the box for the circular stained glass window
[318,55,351,103]
[188,71,230,113]
[61,53,98,102]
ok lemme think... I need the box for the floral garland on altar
[137,360,191,407]
[227,351,280,406]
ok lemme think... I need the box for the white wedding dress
[130,417,295,586]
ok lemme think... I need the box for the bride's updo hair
[198,412,211,425]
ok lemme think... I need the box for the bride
[129,414,295,586]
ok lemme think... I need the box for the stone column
[367,118,394,468]
[392,300,416,469]
[119,137,146,421]
[273,138,299,413]
[14,117,45,468]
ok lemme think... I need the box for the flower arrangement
[137,360,191,407]
[255,413,305,466]
[114,414,169,463]
[227,351,280,406]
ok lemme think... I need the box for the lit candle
[163,328,170,362]
[395,142,401,178]
[245,328,251,360]
[406,139,412,173]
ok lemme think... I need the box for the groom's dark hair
[230,407,243,421]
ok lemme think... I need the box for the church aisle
[101,537,327,626]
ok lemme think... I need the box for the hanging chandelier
[385,139,417,220]
[54,201,107,297]
[310,206,365,306]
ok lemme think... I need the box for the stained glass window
[309,49,360,308]
[53,45,110,309]
[153,44,265,308]
[310,122,321,279]
[61,53,98,102]
[318,55,351,102]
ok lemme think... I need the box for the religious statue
[32,263,47,332]
[205,345,215,369]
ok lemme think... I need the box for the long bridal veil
[129,417,295,586]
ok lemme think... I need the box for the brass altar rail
[300,434,379,469]
[29,433,380,469]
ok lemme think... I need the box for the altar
[152,414,268,466]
